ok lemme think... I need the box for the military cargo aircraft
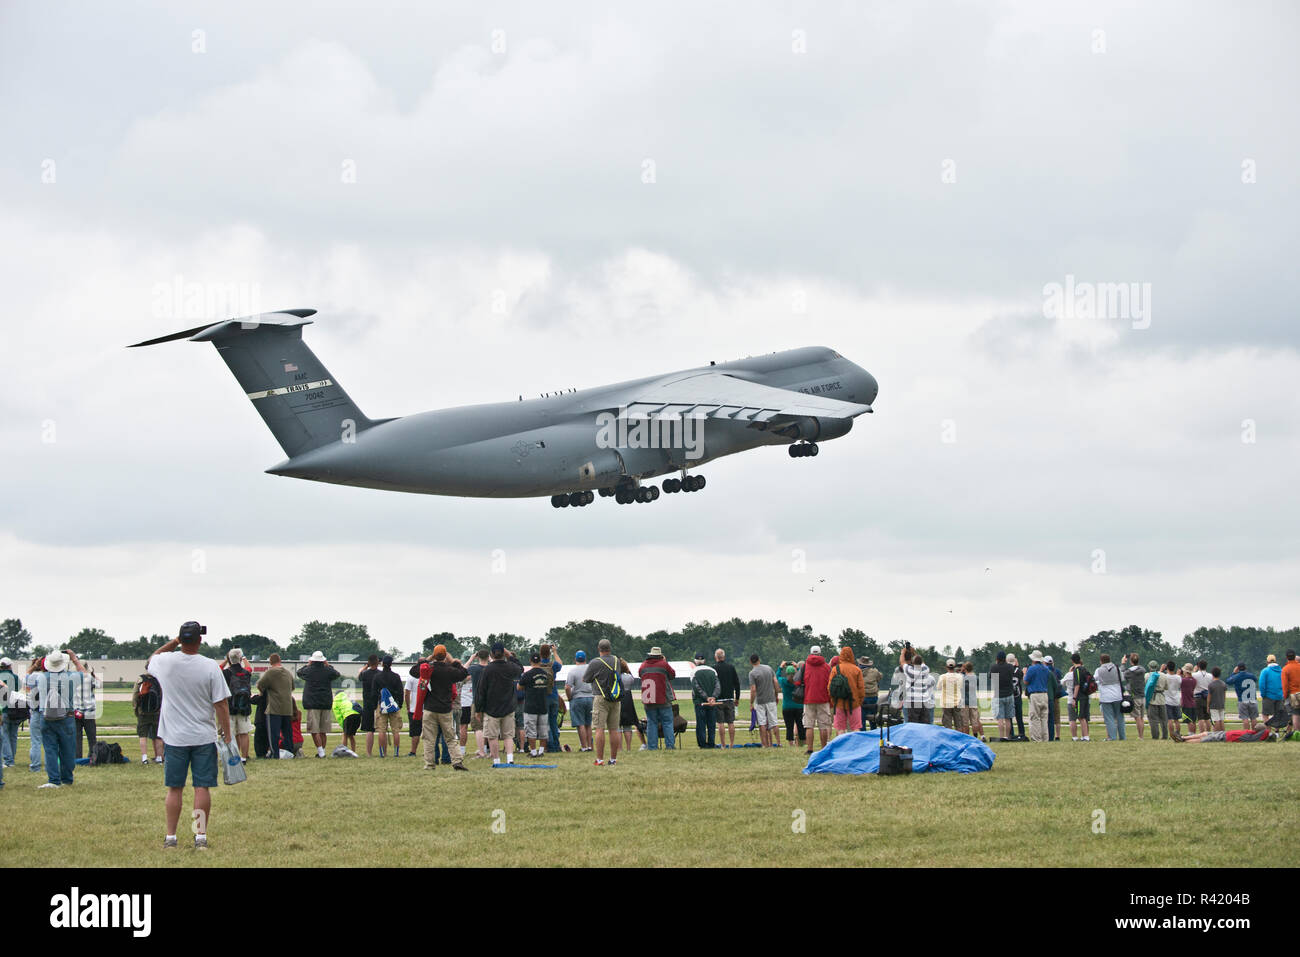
[130,310,878,507]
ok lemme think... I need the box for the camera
[179,620,207,642]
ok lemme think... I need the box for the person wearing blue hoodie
[1259,655,1284,724]
[1224,664,1259,731]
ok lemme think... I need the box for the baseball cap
[693,653,705,662]
[381,655,393,667]
[575,650,586,661]
[1044,655,1054,664]
[946,658,956,667]
[810,645,821,656]
[1266,654,1276,663]
[529,652,541,663]
[0,656,11,668]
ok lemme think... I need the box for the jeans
[29,710,44,770]
[1101,700,1126,740]
[1,714,17,765]
[1013,696,1025,737]
[695,704,717,749]
[644,705,674,750]
[860,697,878,730]
[546,699,560,753]
[1047,696,1058,740]
[42,715,76,785]
[267,714,293,757]
[784,709,805,743]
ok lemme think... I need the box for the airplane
[129,309,878,508]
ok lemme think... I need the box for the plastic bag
[218,739,246,785]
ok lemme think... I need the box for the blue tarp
[802,724,995,775]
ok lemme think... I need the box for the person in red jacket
[638,649,677,750]
[798,646,832,754]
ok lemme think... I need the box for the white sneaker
[639,744,648,751]
[141,756,149,764]
[154,756,163,764]
[1082,736,1090,741]
[38,782,61,789]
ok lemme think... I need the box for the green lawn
[3,724,1296,868]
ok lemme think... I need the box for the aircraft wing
[614,371,871,424]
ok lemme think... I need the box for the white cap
[810,645,821,656]
[946,658,956,667]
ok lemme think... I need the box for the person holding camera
[899,643,933,724]
[147,622,232,850]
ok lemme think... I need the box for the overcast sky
[2,1,1297,656]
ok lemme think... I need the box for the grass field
[3,714,1297,868]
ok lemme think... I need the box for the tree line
[2,617,1295,674]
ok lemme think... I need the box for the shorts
[524,712,547,739]
[569,697,593,727]
[753,701,780,728]
[305,709,331,734]
[408,714,423,736]
[482,713,515,741]
[1070,698,1091,721]
[229,714,252,736]
[941,707,965,729]
[716,700,736,724]
[591,696,621,734]
[374,709,402,735]
[1196,698,1210,720]
[163,742,218,789]
[342,714,361,737]
[832,704,860,731]
[461,706,472,726]
[514,703,525,728]
[1130,698,1146,719]
[964,706,981,728]
[470,710,483,731]
[137,715,160,739]
[1261,698,1280,718]
[360,708,375,733]
[1210,709,1226,724]
[994,696,1015,720]
[1202,731,1227,742]
[1238,701,1258,720]
[802,701,832,731]
[1181,706,1198,724]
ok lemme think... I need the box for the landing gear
[551,491,595,508]
[663,474,705,493]
[789,442,819,457]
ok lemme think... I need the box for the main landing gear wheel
[662,478,681,494]
[789,442,819,457]
[552,491,594,508]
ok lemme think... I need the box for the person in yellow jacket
[332,690,362,755]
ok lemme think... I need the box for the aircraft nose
[859,368,878,406]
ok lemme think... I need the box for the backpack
[379,686,399,714]
[829,663,853,704]
[793,664,805,704]
[91,740,112,766]
[7,693,30,725]
[595,657,622,701]
[227,667,252,716]
[1075,667,1097,696]
[137,675,161,715]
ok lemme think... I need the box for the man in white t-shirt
[403,670,421,757]
[146,622,231,851]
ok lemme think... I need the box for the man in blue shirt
[1224,664,1259,731]
[1023,651,1053,742]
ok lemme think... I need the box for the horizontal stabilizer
[127,309,317,348]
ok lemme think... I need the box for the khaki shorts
[753,701,780,728]
[482,713,515,741]
[1210,709,1226,724]
[591,696,621,734]
[964,707,981,728]
[1130,698,1146,719]
[229,714,252,736]
[304,709,331,734]
[470,710,484,731]
[802,701,832,731]
[374,709,403,735]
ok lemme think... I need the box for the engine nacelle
[772,416,854,443]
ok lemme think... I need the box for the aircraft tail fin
[129,309,381,458]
